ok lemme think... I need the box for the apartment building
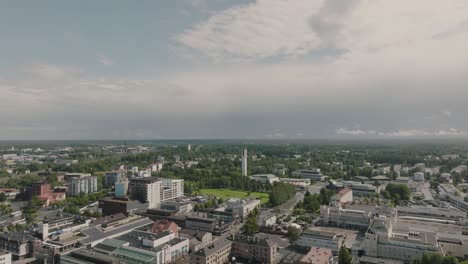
[231,236,278,264]
[67,175,98,196]
[129,178,184,208]
[0,233,39,260]
[190,238,233,264]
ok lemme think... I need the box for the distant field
[199,189,269,204]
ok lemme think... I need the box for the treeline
[269,182,296,207]
[412,253,465,264]
[294,188,335,214]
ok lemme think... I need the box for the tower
[241,149,248,177]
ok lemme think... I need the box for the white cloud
[27,64,81,80]
[98,55,113,66]
[176,0,324,61]
[176,0,468,63]
[336,128,376,136]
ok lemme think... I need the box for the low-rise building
[99,197,149,216]
[293,169,327,181]
[231,236,278,264]
[279,178,311,188]
[160,200,192,213]
[226,198,261,219]
[179,229,213,253]
[190,238,232,264]
[332,188,353,204]
[299,247,332,264]
[249,174,280,184]
[186,217,218,232]
[296,230,344,253]
[152,220,179,237]
[320,205,372,230]
[364,218,441,261]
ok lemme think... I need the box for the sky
[1,0,468,140]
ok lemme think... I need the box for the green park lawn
[199,189,269,204]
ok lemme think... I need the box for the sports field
[199,189,269,204]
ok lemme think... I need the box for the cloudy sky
[1,0,468,140]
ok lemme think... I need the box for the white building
[279,178,310,188]
[413,172,425,182]
[226,198,261,219]
[297,230,344,253]
[67,176,98,196]
[364,218,441,261]
[331,188,353,204]
[249,174,279,184]
[147,181,162,208]
[160,179,184,202]
[241,149,248,177]
[0,251,11,264]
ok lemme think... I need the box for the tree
[287,226,301,245]
[338,246,352,264]
[243,212,259,236]
[0,193,6,202]
[385,183,410,200]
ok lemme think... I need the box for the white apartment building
[160,179,184,201]
[67,176,98,196]
[129,178,184,208]
[148,181,162,209]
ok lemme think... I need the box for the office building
[364,218,441,261]
[226,198,261,219]
[98,197,149,216]
[320,204,372,230]
[241,149,248,177]
[297,230,344,253]
[115,180,128,197]
[104,172,122,187]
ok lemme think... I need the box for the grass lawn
[199,189,269,204]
